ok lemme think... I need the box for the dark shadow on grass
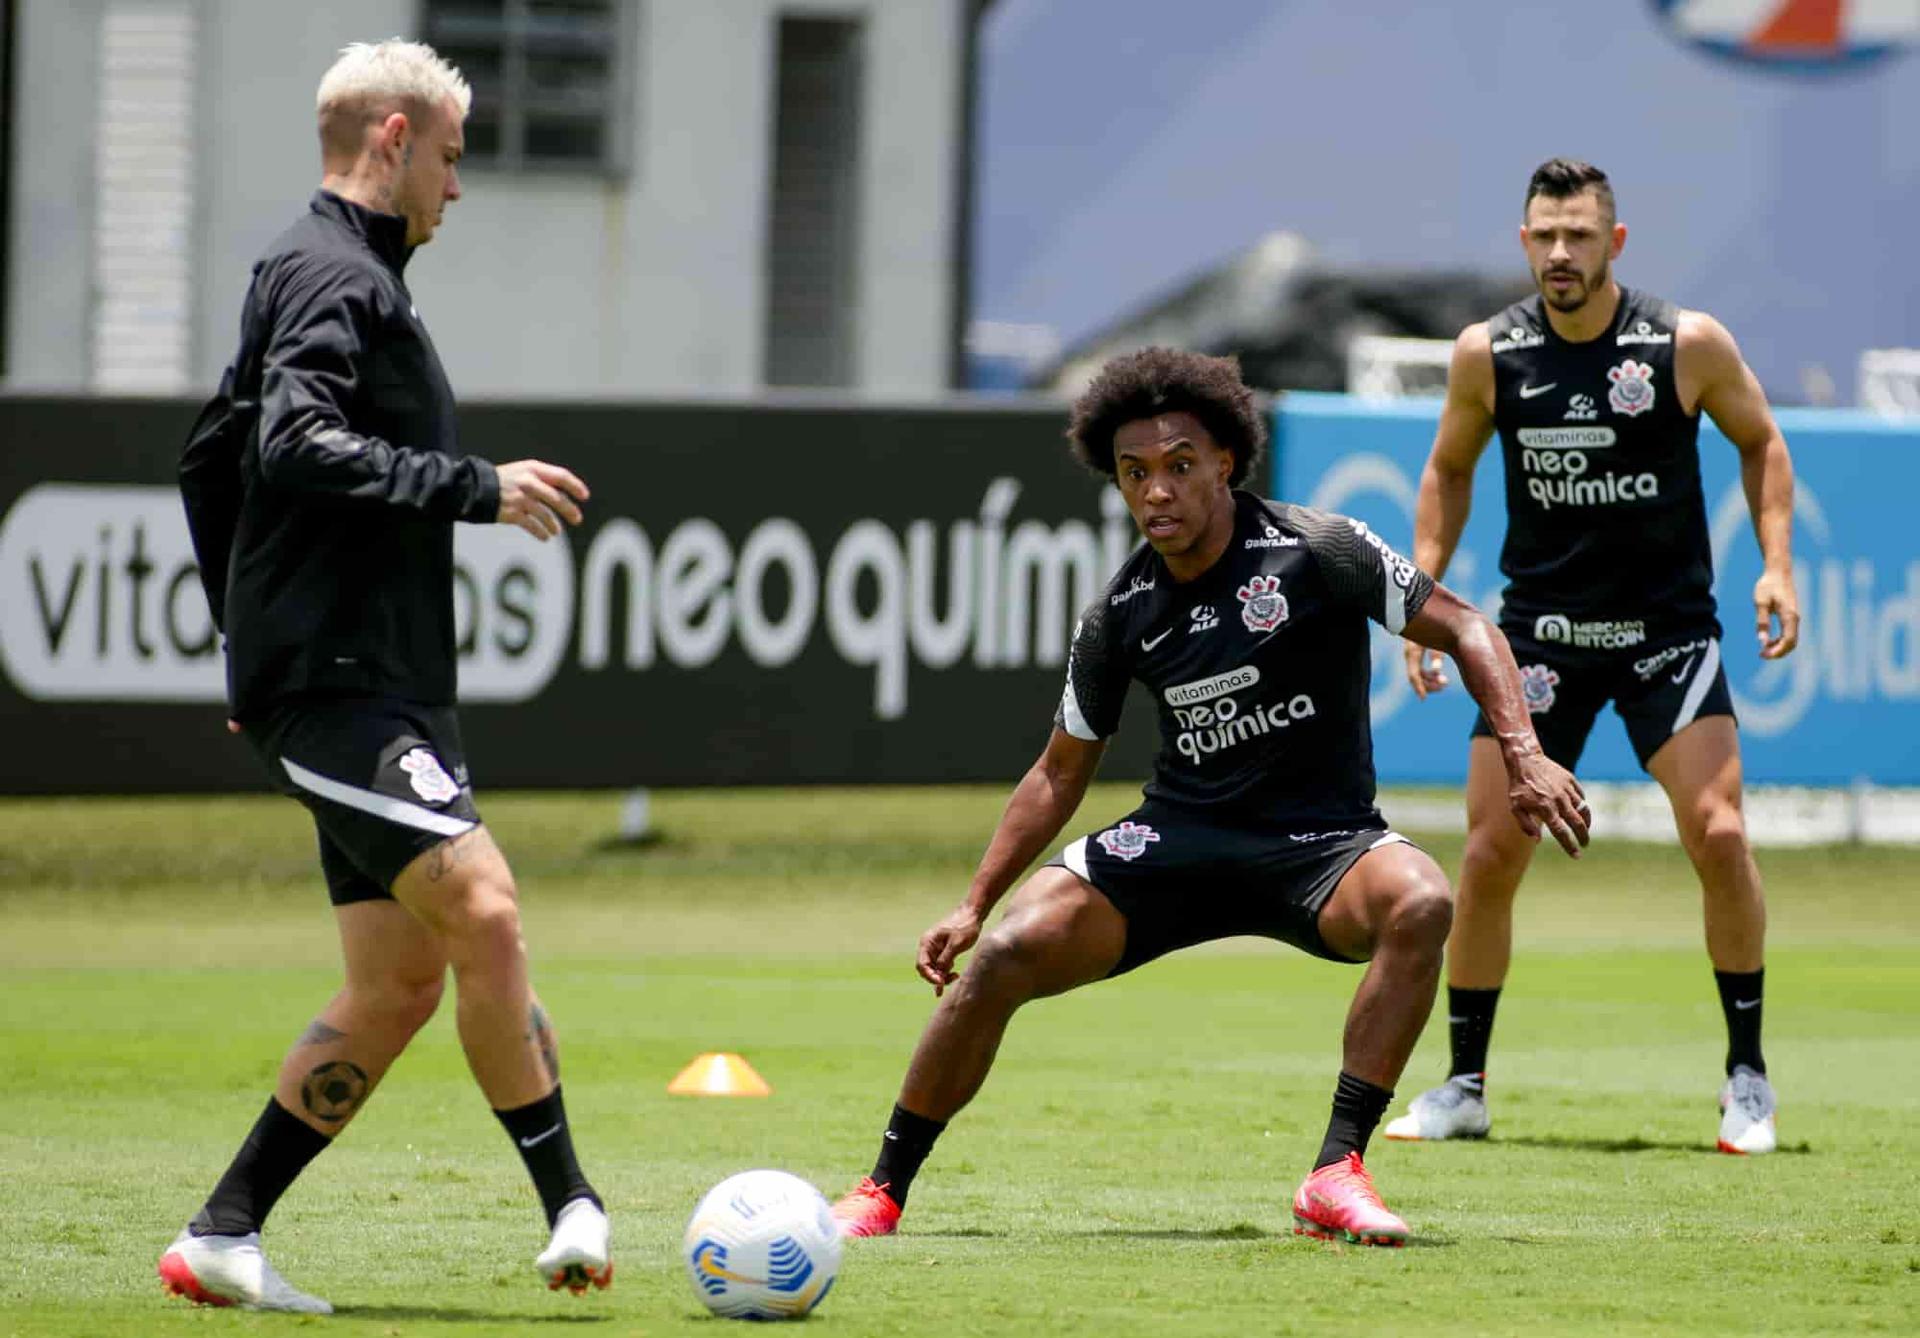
[1494,1134,1812,1156]
[335,1305,610,1324]
[1070,1224,1277,1242]
[589,831,673,854]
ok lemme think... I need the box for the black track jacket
[181,191,500,721]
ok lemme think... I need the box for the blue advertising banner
[1274,393,1920,784]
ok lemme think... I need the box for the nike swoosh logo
[1671,658,1697,684]
[1519,382,1558,399]
[1142,629,1172,651]
[519,1123,563,1148]
[1733,998,1761,1010]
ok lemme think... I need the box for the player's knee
[1463,821,1532,881]
[1684,802,1750,869]
[364,972,445,1034]
[440,883,526,966]
[962,929,1042,1003]
[1386,872,1454,948]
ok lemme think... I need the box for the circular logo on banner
[1647,1,1917,73]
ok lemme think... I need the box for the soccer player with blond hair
[163,40,607,1312]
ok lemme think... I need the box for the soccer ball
[683,1169,842,1320]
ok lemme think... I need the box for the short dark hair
[1066,347,1266,488]
[1524,158,1615,225]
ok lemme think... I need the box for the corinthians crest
[1096,820,1161,862]
[1236,574,1289,633]
[1519,664,1560,715]
[399,747,460,803]
[1607,358,1656,417]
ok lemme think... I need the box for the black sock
[494,1086,599,1227]
[1447,986,1501,1086]
[188,1099,331,1237]
[870,1103,946,1208]
[1714,968,1766,1075]
[1314,1072,1395,1170]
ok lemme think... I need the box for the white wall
[4,0,966,397]
[5,0,97,389]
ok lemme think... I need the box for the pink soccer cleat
[829,1177,902,1238]
[1291,1153,1410,1247]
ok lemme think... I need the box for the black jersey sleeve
[1053,596,1132,740]
[1285,504,1435,634]
[256,256,499,523]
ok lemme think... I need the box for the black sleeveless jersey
[1056,492,1433,828]
[1488,287,1717,647]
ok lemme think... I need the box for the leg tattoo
[529,1003,560,1083]
[422,829,483,883]
[295,1019,346,1048]
[300,1060,370,1124]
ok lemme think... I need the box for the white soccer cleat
[536,1197,613,1294]
[1383,1075,1491,1142]
[157,1230,332,1314]
[1717,1065,1777,1155]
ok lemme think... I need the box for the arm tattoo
[528,1003,560,1083]
[295,1019,347,1048]
[300,1060,370,1124]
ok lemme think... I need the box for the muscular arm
[917,728,1105,991]
[1406,325,1498,697]
[964,729,1104,918]
[1403,584,1590,856]
[1681,311,1799,659]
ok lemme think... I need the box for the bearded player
[1384,159,1797,1155]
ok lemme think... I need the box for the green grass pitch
[1,787,1916,1336]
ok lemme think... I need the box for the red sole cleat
[158,1253,234,1307]
[550,1263,613,1295]
[1293,1214,1406,1248]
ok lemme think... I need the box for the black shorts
[1046,803,1413,975]
[246,698,481,905]
[1473,627,1735,770]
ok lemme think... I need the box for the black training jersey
[181,192,500,720]
[1057,492,1434,828]
[1488,287,1716,646]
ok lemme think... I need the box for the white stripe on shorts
[1369,831,1410,851]
[280,756,476,838]
[1671,638,1722,735]
[1061,836,1091,882]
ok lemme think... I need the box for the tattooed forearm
[295,1019,347,1048]
[528,1002,560,1083]
[301,1060,370,1124]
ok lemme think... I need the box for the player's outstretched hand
[917,905,984,997]
[1403,642,1449,699]
[496,460,590,541]
[1505,750,1590,858]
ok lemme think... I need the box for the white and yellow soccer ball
[683,1170,842,1320]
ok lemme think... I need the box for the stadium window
[418,0,630,172]
[763,15,865,389]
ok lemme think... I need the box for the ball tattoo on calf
[301,1060,370,1123]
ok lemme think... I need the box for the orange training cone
[667,1052,772,1097]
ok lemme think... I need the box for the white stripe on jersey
[1672,638,1722,734]
[1059,671,1100,740]
[1380,564,1409,635]
[1062,836,1091,883]
[280,756,477,837]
